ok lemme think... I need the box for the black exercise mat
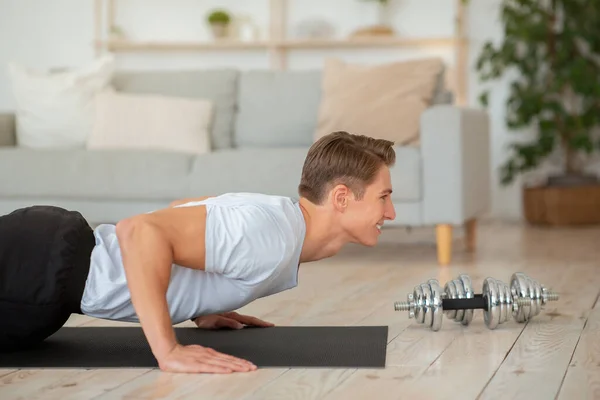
[0,326,388,369]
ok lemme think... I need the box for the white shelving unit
[93,0,469,105]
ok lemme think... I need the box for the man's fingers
[197,353,256,371]
[216,316,244,330]
[251,317,275,326]
[240,315,274,327]
[225,312,274,327]
[205,347,254,365]
[203,348,256,369]
[199,356,251,371]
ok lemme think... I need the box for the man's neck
[297,197,348,263]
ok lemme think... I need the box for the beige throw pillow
[314,57,444,145]
[87,90,213,154]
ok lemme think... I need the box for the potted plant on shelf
[471,0,600,226]
[206,9,231,39]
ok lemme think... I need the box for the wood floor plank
[477,314,587,399]
[169,369,290,400]
[556,295,600,400]
[243,369,357,400]
[90,368,289,400]
[0,369,150,400]
[321,366,428,400]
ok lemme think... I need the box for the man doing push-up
[0,131,397,374]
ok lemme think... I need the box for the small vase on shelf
[351,0,395,38]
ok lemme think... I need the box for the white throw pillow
[7,55,115,148]
[87,90,213,155]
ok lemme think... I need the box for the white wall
[0,0,523,220]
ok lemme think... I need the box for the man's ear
[331,184,350,212]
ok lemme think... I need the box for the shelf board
[99,39,271,51]
[96,36,464,52]
[279,37,462,48]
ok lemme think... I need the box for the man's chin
[358,237,379,247]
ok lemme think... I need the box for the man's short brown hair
[298,131,396,204]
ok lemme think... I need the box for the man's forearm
[116,218,177,361]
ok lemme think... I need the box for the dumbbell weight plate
[482,277,515,330]
[411,280,443,331]
[482,277,500,329]
[413,284,425,324]
[420,283,433,328]
[428,279,443,332]
[443,279,459,320]
[443,274,474,325]
[510,272,541,322]
[460,275,475,325]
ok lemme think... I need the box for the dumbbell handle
[442,294,486,310]
[394,291,533,313]
[397,294,531,312]
[442,293,532,311]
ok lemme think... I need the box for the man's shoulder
[209,192,296,207]
[203,193,305,282]
[206,192,304,242]
[209,193,298,218]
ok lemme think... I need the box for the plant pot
[209,23,229,39]
[523,174,600,226]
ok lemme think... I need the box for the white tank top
[80,193,306,324]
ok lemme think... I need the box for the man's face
[336,166,396,246]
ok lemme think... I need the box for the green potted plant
[206,9,231,39]
[470,0,600,225]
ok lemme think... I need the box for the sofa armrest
[420,105,491,225]
[0,113,16,147]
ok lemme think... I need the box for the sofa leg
[464,218,476,252]
[436,224,452,266]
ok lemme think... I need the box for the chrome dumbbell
[509,272,559,323]
[393,274,532,331]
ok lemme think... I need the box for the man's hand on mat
[158,343,257,374]
[192,311,275,330]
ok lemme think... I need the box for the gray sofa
[0,68,491,265]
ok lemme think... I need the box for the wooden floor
[1,220,599,399]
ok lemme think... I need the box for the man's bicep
[142,205,209,271]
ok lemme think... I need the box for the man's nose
[385,201,396,220]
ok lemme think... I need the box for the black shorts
[0,205,96,352]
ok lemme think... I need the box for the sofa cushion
[0,148,194,201]
[189,148,309,198]
[112,69,238,150]
[0,113,16,147]
[234,70,322,148]
[7,55,115,148]
[87,90,213,155]
[315,58,443,146]
[390,146,421,202]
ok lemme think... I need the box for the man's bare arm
[115,203,256,373]
[169,196,215,208]
[115,206,208,361]
[116,218,177,359]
